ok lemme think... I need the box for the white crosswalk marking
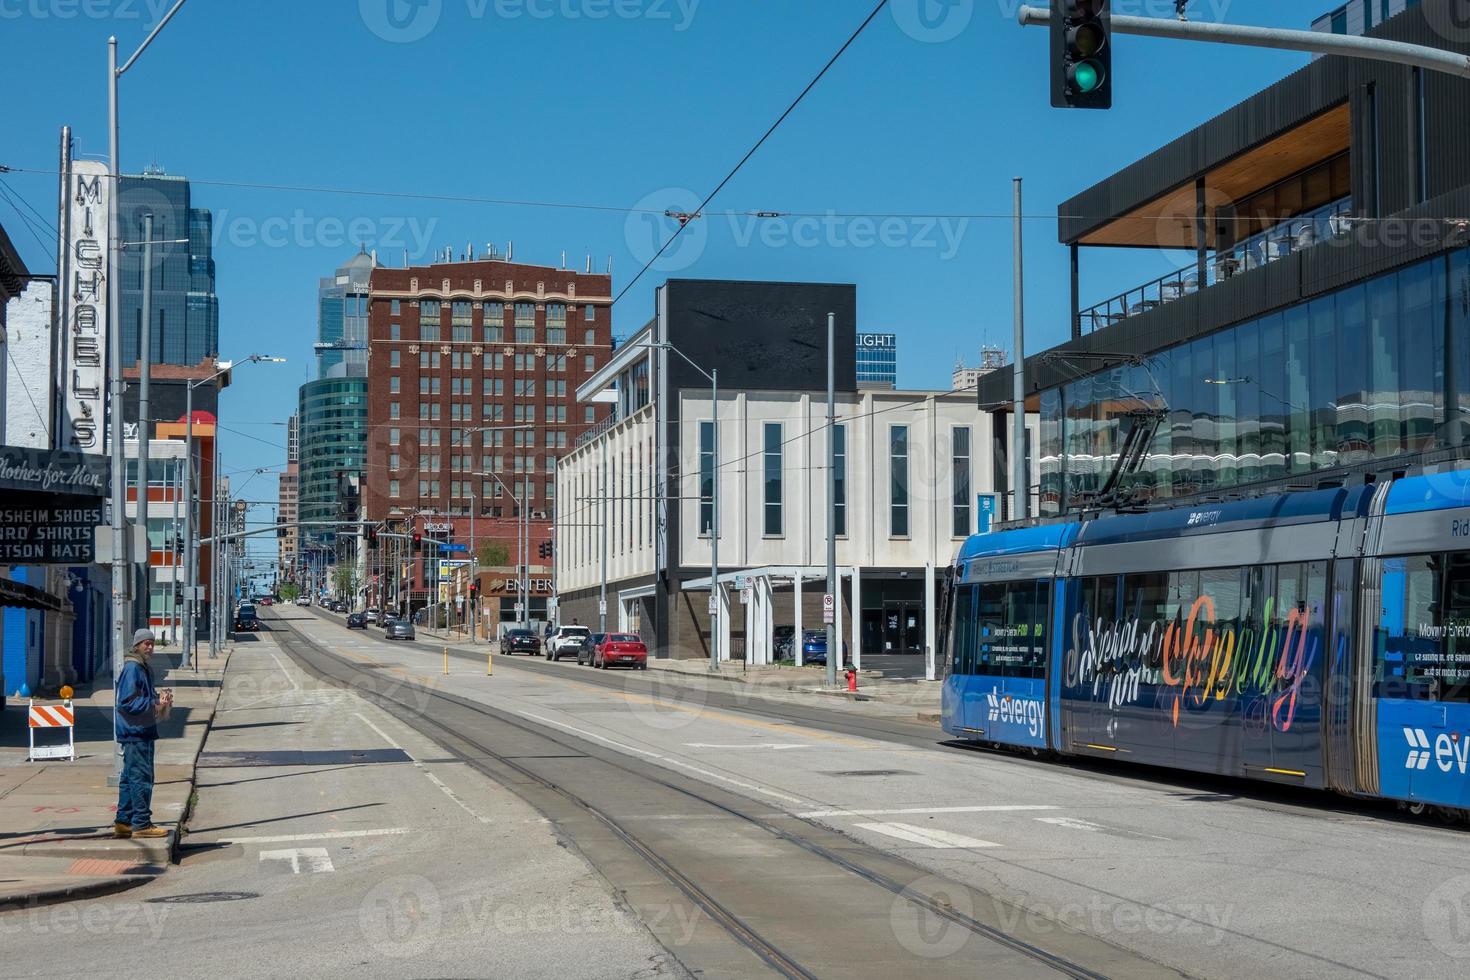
[797,804,1057,819]
[854,822,1001,849]
[1035,816,1105,833]
[259,847,335,874]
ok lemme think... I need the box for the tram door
[882,602,924,654]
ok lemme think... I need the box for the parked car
[577,634,608,666]
[593,633,648,670]
[545,626,592,661]
[234,604,259,632]
[384,618,416,641]
[800,629,849,666]
[295,595,311,607]
[257,596,274,607]
[503,629,542,655]
[364,608,379,624]
[346,612,367,629]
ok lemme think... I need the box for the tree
[479,541,511,568]
[333,564,360,596]
[280,582,301,601]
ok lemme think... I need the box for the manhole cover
[146,891,260,904]
[827,770,917,777]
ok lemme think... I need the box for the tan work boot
[113,822,133,838]
[132,825,170,839]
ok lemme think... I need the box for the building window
[390,480,400,498]
[390,402,400,420]
[585,406,596,423]
[389,427,400,446]
[514,303,536,343]
[391,299,401,315]
[891,425,910,537]
[389,350,401,368]
[584,329,595,345]
[763,422,782,536]
[585,304,596,321]
[584,354,595,372]
[419,300,441,340]
[515,379,536,397]
[390,376,400,394]
[419,480,429,497]
[833,423,847,537]
[388,453,400,470]
[547,303,567,345]
[952,426,972,537]
[390,323,401,340]
[484,301,504,343]
[699,420,715,536]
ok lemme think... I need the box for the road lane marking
[519,710,809,805]
[264,649,302,692]
[223,828,410,844]
[796,805,1059,819]
[259,847,335,873]
[354,711,493,825]
[854,822,1001,849]
[684,743,811,750]
[1034,815,1172,840]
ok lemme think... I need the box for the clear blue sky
[0,0,1316,522]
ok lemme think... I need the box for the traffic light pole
[1019,5,1470,80]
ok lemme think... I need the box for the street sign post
[822,593,835,625]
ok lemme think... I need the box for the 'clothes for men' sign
[0,445,110,496]
[0,498,104,563]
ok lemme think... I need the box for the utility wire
[612,0,891,307]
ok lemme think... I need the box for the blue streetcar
[942,470,1470,815]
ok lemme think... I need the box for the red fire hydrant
[846,668,858,693]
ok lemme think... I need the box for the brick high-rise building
[363,256,614,612]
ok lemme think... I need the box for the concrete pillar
[717,583,732,663]
[924,561,936,682]
[793,572,803,666]
[850,565,861,672]
[834,569,844,672]
[762,576,775,667]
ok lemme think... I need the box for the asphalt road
[285,605,1470,979]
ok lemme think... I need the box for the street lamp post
[641,342,718,672]
[181,354,284,669]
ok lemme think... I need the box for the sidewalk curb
[172,646,232,864]
[0,874,155,913]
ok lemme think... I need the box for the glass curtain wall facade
[318,251,374,376]
[119,174,219,366]
[1039,246,1470,515]
[298,377,368,551]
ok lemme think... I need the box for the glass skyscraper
[118,171,218,366]
[298,376,368,554]
[856,333,898,388]
[317,250,374,376]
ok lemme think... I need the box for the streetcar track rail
[265,612,1184,980]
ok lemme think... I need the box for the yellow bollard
[443,646,449,676]
[487,651,493,676]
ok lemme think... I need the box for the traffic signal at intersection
[1050,0,1112,110]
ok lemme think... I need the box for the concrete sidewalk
[0,642,232,908]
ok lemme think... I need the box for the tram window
[1376,554,1450,701]
[968,580,1048,678]
[951,585,979,675]
[1438,553,1470,702]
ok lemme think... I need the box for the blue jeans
[116,740,155,829]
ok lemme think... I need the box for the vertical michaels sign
[60,160,109,454]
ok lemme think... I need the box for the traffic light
[538,541,552,560]
[1050,0,1111,110]
[412,532,422,546]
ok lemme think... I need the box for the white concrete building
[556,285,1038,671]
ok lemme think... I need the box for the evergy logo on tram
[1404,728,1470,774]
[987,689,1045,739]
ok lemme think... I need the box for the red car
[594,633,648,670]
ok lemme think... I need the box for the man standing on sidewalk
[114,629,174,839]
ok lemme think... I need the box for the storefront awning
[0,576,62,612]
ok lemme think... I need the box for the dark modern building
[318,250,373,377]
[297,375,367,563]
[977,0,1470,520]
[856,332,898,389]
[118,170,219,368]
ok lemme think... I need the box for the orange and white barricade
[27,700,76,762]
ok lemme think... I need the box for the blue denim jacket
[115,659,158,743]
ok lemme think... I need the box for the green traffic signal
[1071,61,1103,93]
